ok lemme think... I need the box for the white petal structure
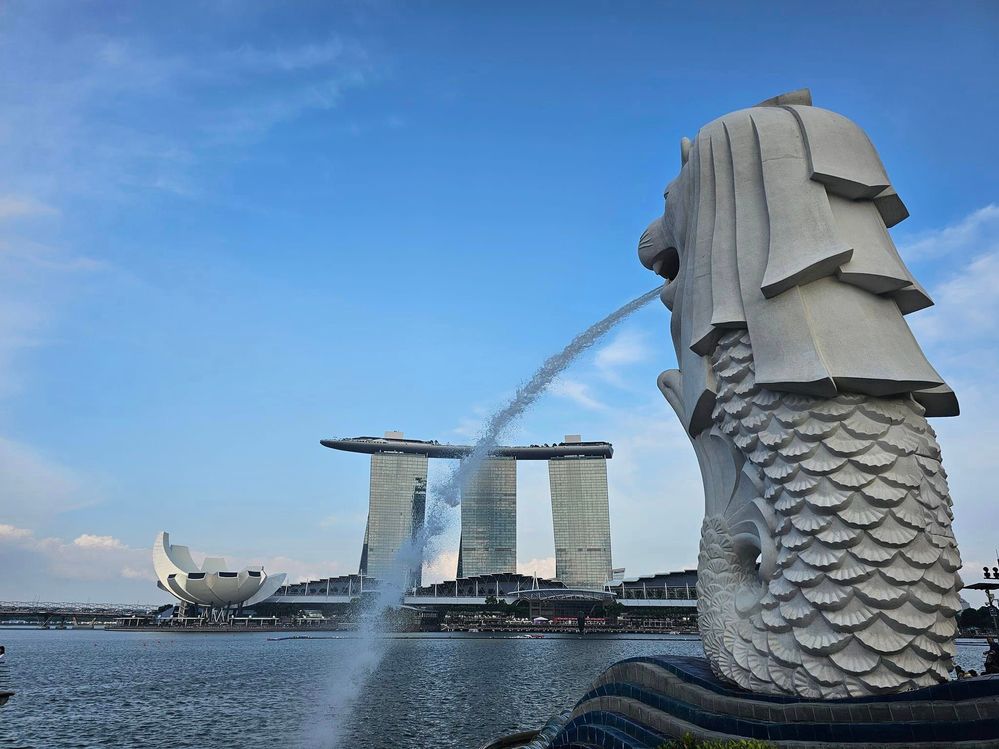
[153,532,286,609]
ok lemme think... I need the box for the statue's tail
[696,330,962,698]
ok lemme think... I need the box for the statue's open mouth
[637,217,678,281]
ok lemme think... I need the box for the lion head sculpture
[641,87,956,436]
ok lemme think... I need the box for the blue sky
[0,1,997,602]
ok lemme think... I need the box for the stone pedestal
[510,655,999,748]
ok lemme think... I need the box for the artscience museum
[153,532,287,613]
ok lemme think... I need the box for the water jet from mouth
[317,285,661,748]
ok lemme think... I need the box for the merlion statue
[639,88,963,699]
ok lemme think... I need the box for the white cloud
[450,404,493,440]
[0,525,351,600]
[594,329,651,385]
[423,549,459,584]
[0,436,100,524]
[0,196,58,220]
[549,377,607,411]
[0,238,105,398]
[873,204,999,378]
[319,511,366,529]
[254,555,345,585]
[201,75,366,144]
[517,556,555,579]
[73,534,127,550]
[0,19,379,203]
[224,36,365,75]
[911,251,999,346]
[897,204,999,605]
[0,525,152,590]
[898,203,999,261]
[451,417,483,439]
[0,524,32,540]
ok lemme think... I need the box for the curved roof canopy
[502,588,615,603]
[153,532,286,609]
[321,436,613,460]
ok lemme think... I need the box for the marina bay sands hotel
[321,432,614,591]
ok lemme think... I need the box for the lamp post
[984,564,999,636]
[965,560,999,636]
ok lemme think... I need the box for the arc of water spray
[410,284,662,562]
[433,284,663,508]
[320,285,661,747]
[393,284,664,586]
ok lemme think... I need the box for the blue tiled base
[519,655,999,748]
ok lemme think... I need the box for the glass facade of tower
[362,452,428,590]
[457,456,517,578]
[548,456,612,590]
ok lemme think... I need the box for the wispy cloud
[252,555,346,585]
[898,203,999,261]
[0,237,104,397]
[224,37,363,74]
[319,511,367,529]
[451,406,491,439]
[550,377,607,411]
[899,204,999,604]
[0,13,379,202]
[912,250,999,346]
[1,237,104,273]
[0,16,385,599]
[594,329,651,384]
[0,436,101,524]
[0,196,58,220]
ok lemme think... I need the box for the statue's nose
[638,217,678,280]
[638,218,665,270]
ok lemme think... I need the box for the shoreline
[3,624,991,646]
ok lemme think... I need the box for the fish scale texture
[697,329,962,698]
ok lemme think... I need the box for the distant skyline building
[549,435,613,590]
[359,436,427,590]
[322,431,613,590]
[457,456,517,578]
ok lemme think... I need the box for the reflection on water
[0,630,988,749]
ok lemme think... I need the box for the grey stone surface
[638,89,965,699]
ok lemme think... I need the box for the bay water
[0,629,988,749]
